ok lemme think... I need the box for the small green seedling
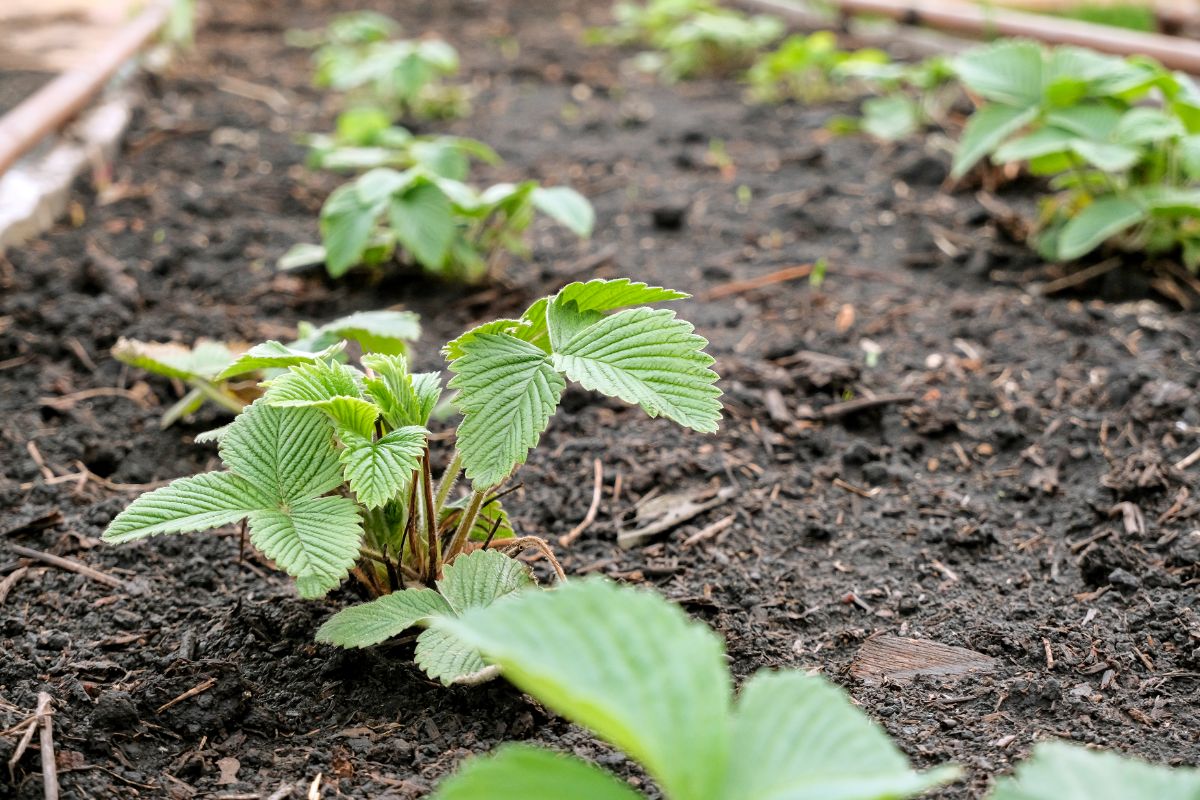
[949,40,1200,266]
[104,280,721,684]
[590,0,783,81]
[114,310,420,427]
[291,12,467,120]
[429,578,960,799]
[305,107,498,177]
[989,740,1200,800]
[280,167,594,282]
[745,31,889,104]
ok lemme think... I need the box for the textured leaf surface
[249,496,362,598]
[952,40,1044,106]
[315,310,421,356]
[262,361,364,406]
[437,548,535,614]
[103,472,269,543]
[362,354,441,428]
[531,186,595,237]
[552,308,721,433]
[315,588,451,648]
[338,427,427,508]
[219,402,344,503]
[114,338,240,382]
[437,578,731,800]
[1057,196,1147,260]
[389,181,455,268]
[414,627,492,685]
[432,745,643,800]
[724,671,959,800]
[320,182,383,276]
[449,333,565,489]
[553,278,689,315]
[988,741,1200,800]
[215,341,345,381]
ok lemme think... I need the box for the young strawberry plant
[279,168,594,282]
[989,740,1200,799]
[114,310,420,427]
[103,280,721,684]
[429,578,961,799]
[949,40,1200,266]
[744,31,889,104]
[305,106,498,177]
[590,0,783,81]
[291,11,467,120]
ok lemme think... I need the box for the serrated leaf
[952,104,1039,178]
[725,671,960,800]
[338,426,428,508]
[320,182,384,277]
[432,745,644,800]
[414,627,494,685]
[215,341,346,381]
[249,496,363,598]
[441,494,514,541]
[315,588,452,648]
[442,318,542,361]
[531,186,595,238]
[361,353,442,428]
[552,307,722,433]
[262,360,364,406]
[193,423,232,445]
[952,40,1044,106]
[436,548,535,613]
[1056,196,1147,260]
[114,338,241,382]
[436,578,732,800]
[389,181,455,268]
[449,333,565,489]
[102,472,270,543]
[315,310,421,356]
[553,278,690,314]
[988,741,1200,800]
[219,401,344,504]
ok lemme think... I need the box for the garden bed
[2,0,1198,797]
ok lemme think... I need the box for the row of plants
[100,4,1199,797]
[593,0,1200,273]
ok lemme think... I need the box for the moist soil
[2,1,1199,797]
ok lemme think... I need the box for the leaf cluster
[744,31,889,105]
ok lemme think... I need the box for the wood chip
[851,635,997,684]
[617,486,736,549]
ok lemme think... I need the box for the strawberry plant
[745,31,889,104]
[291,11,467,120]
[114,310,420,427]
[990,740,1200,799]
[279,168,594,282]
[305,106,498,177]
[949,40,1200,266]
[590,0,783,81]
[103,280,721,684]
[429,578,960,799]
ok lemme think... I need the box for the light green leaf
[277,242,327,271]
[1068,140,1141,173]
[361,353,442,428]
[215,340,346,381]
[441,494,515,541]
[436,578,732,800]
[102,471,269,543]
[988,741,1200,800]
[432,745,643,800]
[114,338,239,382]
[315,588,452,648]
[1180,134,1200,179]
[531,186,595,238]
[338,426,428,508]
[314,310,421,356]
[1113,106,1184,145]
[1130,186,1200,216]
[449,333,565,489]
[315,396,381,439]
[320,182,384,277]
[219,401,344,504]
[1056,196,1147,260]
[389,181,455,268]
[553,278,690,315]
[952,40,1044,106]
[414,627,494,685]
[552,307,722,433]
[249,495,363,598]
[725,671,960,800]
[436,547,535,613]
[262,361,364,406]
[992,127,1077,164]
[1044,104,1122,139]
[860,95,920,141]
[952,104,1039,178]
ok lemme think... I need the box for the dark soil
[3,0,1199,797]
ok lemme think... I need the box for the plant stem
[192,379,246,414]
[421,449,440,583]
[444,488,487,562]
[433,451,462,514]
[404,470,424,578]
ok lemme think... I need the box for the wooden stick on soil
[0,566,30,606]
[156,677,217,714]
[8,545,128,591]
[703,264,813,300]
[36,693,57,800]
[560,459,603,547]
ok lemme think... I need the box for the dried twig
[1039,257,1122,295]
[816,393,916,420]
[559,459,603,547]
[8,545,128,591]
[703,264,813,300]
[618,486,737,549]
[0,567,30,606]
[494,536,568,583]
[37,693,57,800]
[682,514,735,548]
[156,677,217,714]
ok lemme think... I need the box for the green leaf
[313,310,421,356]
[436,578,732,800]
[362,353,442,428]
[552,307,722,433]
[1068,140,1141,173]
[441,494,514,542]
[414,626,494,684]
[389,181,455,268]
[860,95,920,141]
[215,340,346,381]
[1180,134,1200,179]
[102,472,270,543]
[952,40,1044,106]
[531,186,595,238]
[553,278,690,315]
[992,127,1077,164]
[114,338,239,382]
[432,745,643,800]
[249,496,363,598]
[315,588,452,648]
[1113,106,1184,145]
[449,333,565,489]
[1044,104,1122,139]
[988,741,1200,800]
[1056,196,1147,260]
[263,361,364,406]
[338,426,427,508]
[219,401,344,504]
[277,242,327,271]
[1132,186,1200,216]
[725,671,960,800]
[437,547,535,613]
[320,183,384,277]
[952,105,1039,178]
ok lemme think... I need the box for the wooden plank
[851,635,997,684]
